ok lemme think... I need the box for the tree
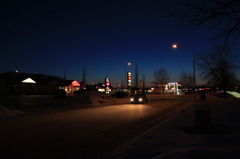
[81,68,86,90]
[63,71,67,79]
[197,44,237,97]
[176,0,240,43]
[134,64,139,89]
[153,68,170,94]
[179,72,193,89]
[142,73,146,91]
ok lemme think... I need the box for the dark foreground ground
[1,93,238,159]
[107,95,240,159]
[0,94,194,159]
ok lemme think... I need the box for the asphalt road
[0,95,193,159]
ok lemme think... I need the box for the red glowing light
[71,80,80,86]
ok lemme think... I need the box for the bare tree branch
[153,68,170,85]
[197,44,238,97]
[175,0,240,42]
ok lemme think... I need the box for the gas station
[151,82,182,95]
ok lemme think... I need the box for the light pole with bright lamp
[172,44,196,91]
[124,62,132,89]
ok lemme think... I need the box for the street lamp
[124,62,132,89]
[172,44,178,49]
[172,43,196,91]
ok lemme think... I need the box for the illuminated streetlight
[124,62,132,89]
[172,44,178,49]
[172,43,196,91]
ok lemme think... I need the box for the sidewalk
[107,95,240,159]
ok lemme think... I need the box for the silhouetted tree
[176,0,240,43]
[179,72,193,89]
[198,44,238,97]
[81,68,86,90]
[63,71,66,79]
[121,79,124,89]
[142,73,146,92]
[134,64,139,89]
[153,68,170,94]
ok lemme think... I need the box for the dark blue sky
[1,0,234,86]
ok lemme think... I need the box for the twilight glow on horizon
[2,0,238,86]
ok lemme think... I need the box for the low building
[58,80,81,95]
[150,82,182,95]
[0,71,69,95]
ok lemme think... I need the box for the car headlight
[130,98,134,102]
[138,98,143,102]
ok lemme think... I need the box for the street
[0,95,193,159]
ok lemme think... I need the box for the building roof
[0,71,66,85]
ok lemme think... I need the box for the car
[130,94,148,104]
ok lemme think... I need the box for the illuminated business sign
[127,72,131,87]
[105,77,110,94]
[71,80,80,87]
[22,77,36,84]
[105,77,110,86]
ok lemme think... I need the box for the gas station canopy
[22,77,36,84]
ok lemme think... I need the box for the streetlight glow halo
[172,44,179,49]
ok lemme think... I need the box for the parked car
[130,94,148,104]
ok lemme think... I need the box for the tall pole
[124,64,126,89]
[124,62,131,90]
[184,45,195,90]
[172,44,196,90]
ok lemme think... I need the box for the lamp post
[172,44,196,91]
[124,62,131,89]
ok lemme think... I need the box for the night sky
[1,0,237,86]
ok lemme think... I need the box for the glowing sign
[105,78,110,86]
[127,72,131,86]
[22,78,36,83]
[105,77,111,94]
[71,80,80,86]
